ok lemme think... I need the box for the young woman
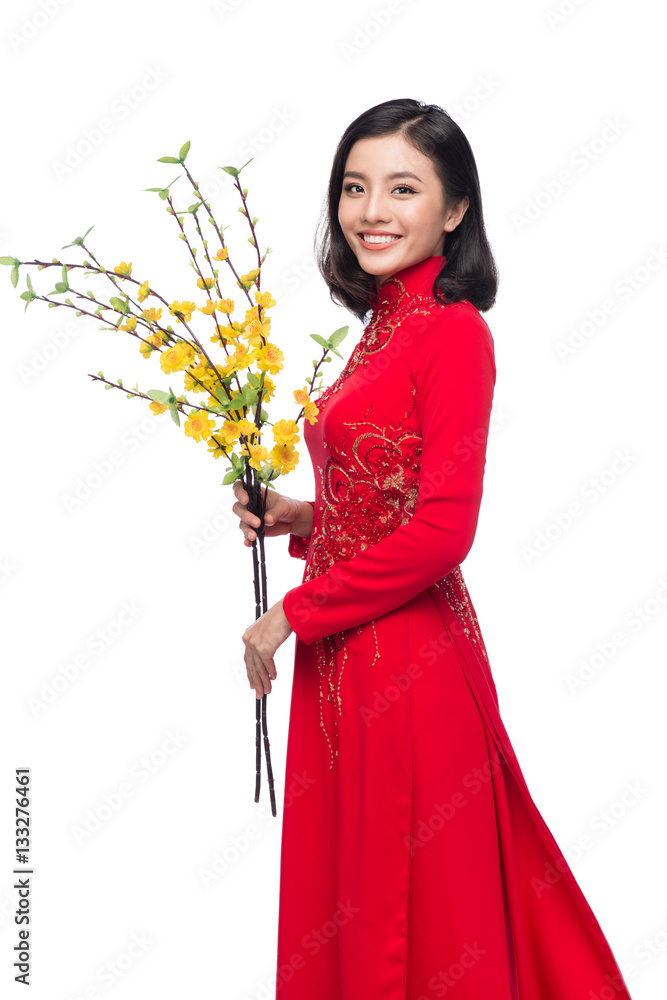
[233,99,633,1000]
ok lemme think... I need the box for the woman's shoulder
[407,297,495,372]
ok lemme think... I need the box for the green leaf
[179,140,191,161]
[157,155,180,164]
[310,333,328,348]
[20,274,36,311]
[237,157,254,174]
[259,408,269,423]
[328,325,349,347]
[0,256,17,266]
[221,165,238,177]
[222,469,240,485]
[109,296,129,314]
[168,403,180,426]
[147,389,170,404]
[241,384,258,405]
[10,266,19,288]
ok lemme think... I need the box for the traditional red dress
[276,254,632,1000]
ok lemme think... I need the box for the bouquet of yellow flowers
[2,140,348,817]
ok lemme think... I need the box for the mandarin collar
[367,254,446,312]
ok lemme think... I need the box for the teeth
[362,234,401,244]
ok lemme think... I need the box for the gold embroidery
[434,566,489,663]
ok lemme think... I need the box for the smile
[358,233,403,249]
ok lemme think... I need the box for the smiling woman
[234,96,635,1000]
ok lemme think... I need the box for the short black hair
[314,97,499,320]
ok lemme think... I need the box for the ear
[446,194,470,231]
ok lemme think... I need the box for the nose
[361,188,392,225]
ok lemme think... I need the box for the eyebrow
[342,170,423,182]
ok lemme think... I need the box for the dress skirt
[275,577,633,1000]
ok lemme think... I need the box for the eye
[393,185,416,195]
[343,183,363,193]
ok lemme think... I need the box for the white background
[1,0,665,997]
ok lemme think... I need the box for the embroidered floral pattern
[305,410,422,584]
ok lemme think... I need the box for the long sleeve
[287,500,315,560]
[282,305,496,645]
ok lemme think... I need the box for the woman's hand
[231,481,313,547]
[242,598,293,699]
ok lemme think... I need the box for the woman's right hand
[231,481,313,547]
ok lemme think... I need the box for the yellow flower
[244,316,271,347]
[139,332,163,359]
[303,401,320,424]
[198,299,217,316]
[254,343,284,375]
[207,434,228,459]
[119,315,137,332]
[218,420,241,446]
[213,247,228,261]
[273,419,300,446]
[246,443,269,470]
[184,408,216,443]
[210,323,239,348]
[226,344,258,372]
[183,363,206,392]
[270,443,299,473]
[255,290,276,309]
[168,300,197,323]
[160,341,196,374]
[216,298,234,314]
[238,267,260,289]
[113,261,132,277]
[237,417,260,442]
[142,306,163,324]
[197,276,215,290]
[293,386,310,405]
[138,280,150,302]
[149,401,167,416]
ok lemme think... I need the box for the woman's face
[338,132,468,290]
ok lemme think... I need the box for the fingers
[246,649,276,698]
[232,480,263,544]
[244,628,278,699]
[232,481,293,545]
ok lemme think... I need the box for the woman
[233,99,633,999]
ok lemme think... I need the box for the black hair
[314,97,498,320]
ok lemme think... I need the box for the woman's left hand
[242,598,294,699]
